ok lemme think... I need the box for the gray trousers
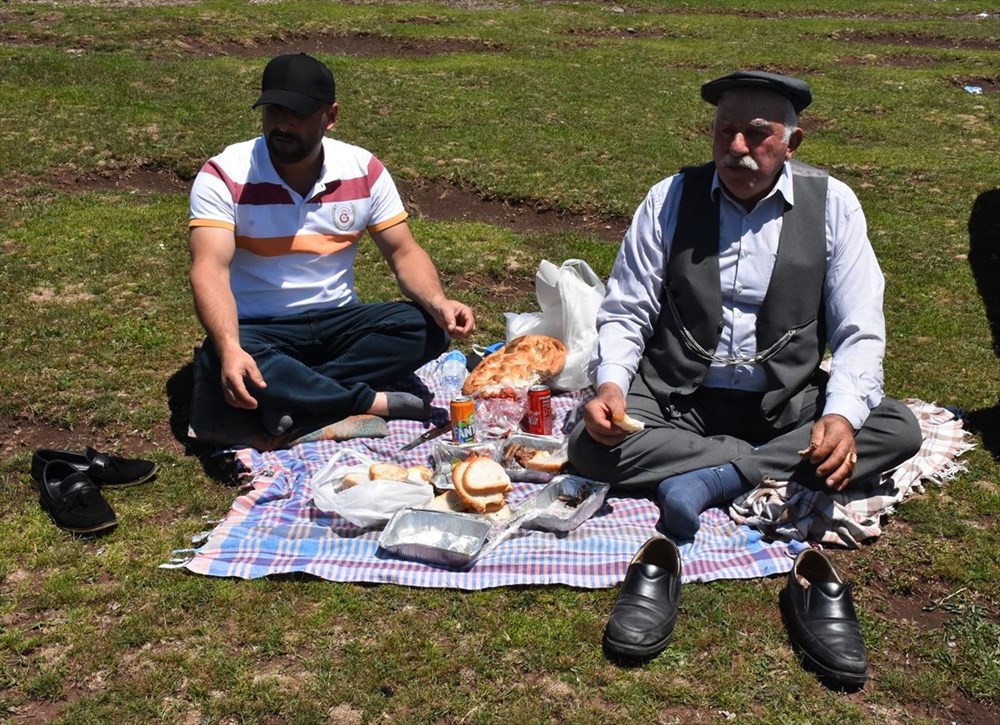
[567,372,923,491]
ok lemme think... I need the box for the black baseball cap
[701,70,812,113]
[252,53,336,116]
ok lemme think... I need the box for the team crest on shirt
[332,202,357,231]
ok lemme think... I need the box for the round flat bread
[461,335,568,396]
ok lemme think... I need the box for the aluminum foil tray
[512,475,610,532]
[501,433,566,483]
[378,508,493,568]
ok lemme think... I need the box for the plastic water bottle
[438,350,468,400]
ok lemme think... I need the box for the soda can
[450,396,477,444]
[525,385,553,435]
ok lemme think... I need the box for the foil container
[512,475,610,532]
[500,433,567,483]
[430,439,503,490]
[378,508,493,567]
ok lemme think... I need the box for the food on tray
[429,490,466,513]
[369,462,410,481]
[503,440,568,474]
[525,449,568,473]
[451,455,512,513]
[462,335,567,396]
[612,411,645,433]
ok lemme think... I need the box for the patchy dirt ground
[3,24,998,723]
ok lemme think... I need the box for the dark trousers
[195,301,449,427]
[568,372,923,491]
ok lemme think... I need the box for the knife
[400,422,452,451]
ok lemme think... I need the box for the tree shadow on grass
[966,188,1000,458]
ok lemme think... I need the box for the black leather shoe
[780,548,869,690]
[31,447,157,488]
[603,536,681,662]
[37,460,118,534]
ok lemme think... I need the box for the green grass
[1,1,999,722]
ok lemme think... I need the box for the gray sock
[261,409,294,437]
[384,392,430,421]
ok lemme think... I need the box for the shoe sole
[602,632,673,662]
[778,588,869,690]
[99,464,160,489]
[48,514,119,535]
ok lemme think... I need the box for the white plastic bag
[504,258,606,392]
[311,449,434,528]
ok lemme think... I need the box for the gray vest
[637,159,829,427]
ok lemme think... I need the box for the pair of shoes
[36,460,117,534]
[603,536,682,662]
[31,447,158,488]
[780,548,870,690]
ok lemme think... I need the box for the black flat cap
[701,70,812,113]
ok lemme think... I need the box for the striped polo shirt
[189,136,407,318]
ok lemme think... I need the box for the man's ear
[786,127,804,156]
[325,102,340,130]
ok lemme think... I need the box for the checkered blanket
[166,356,970,588]
[730,399,974,547]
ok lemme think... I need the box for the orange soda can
[525,385,553,435]
[450,396,477,443]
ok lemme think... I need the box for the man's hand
[800,414,857,491]
[432,299,476,339]
[583,382,631,446]
[219,349,266,410]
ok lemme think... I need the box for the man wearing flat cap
[568,71,922,676]
[188,53,474,439]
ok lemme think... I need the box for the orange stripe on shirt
[190,218,236,231]
[367,210,408,233]
[235,232,360,257]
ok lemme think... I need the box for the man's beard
[721,153,759,171]
[265,130,315,164]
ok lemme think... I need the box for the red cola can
[525,385,553,435]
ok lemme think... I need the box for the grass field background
[1,1,998,722]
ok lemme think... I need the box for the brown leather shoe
[603,536,681,662]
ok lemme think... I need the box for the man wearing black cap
[188,53,475,437]
[567,71,921,681]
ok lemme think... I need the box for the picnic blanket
[167,356,971,589]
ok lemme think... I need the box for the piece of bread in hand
[369,462,410,481]
[612,412,645,433]
[524,449,568,474]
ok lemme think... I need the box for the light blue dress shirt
[592,161,886,429]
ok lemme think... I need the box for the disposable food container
[512,475,610,532]
[378,508,493,567]
[500,433,566,482]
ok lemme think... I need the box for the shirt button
[736,285,744,294]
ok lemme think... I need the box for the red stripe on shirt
[201,161,293,205]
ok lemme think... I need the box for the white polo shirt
[189,136,408,318]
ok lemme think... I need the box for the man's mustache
[269,131,300,143]
[721,153,759,171]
